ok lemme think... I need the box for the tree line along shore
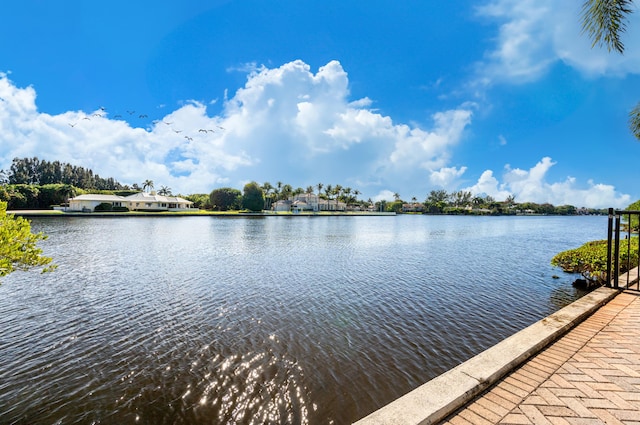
[1,157,607,215]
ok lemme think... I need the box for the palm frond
[630,102,640,140]
[581,0,634,53]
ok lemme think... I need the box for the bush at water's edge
[551,238,639,287]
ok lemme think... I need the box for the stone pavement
[441,291,640,425]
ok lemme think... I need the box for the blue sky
[1,0,640,208]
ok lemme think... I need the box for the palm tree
[323,184,332,210]
[281,184,293,200]
[158,186,172,196]
[505,194,516,208]
[262,182,274,210]
[60,184,77,209]
[343,187,352,209]
[334,184,343,211]
[581,0,640,139]
[472,196,484,209]
[581,0,632,54]
[142,179,154,193]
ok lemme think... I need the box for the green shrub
[93,202,113,212]
[551,238,639,285]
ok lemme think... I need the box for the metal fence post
[607,208,613,287]
[614,211,621,289]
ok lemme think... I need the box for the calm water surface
[0,215,606,424]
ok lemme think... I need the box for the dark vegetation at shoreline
[552,237,639,288]
[1,157,608,215]
[552,200,640,288]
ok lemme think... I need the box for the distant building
[271,193,346,212]
[68,192,194,212]
[124,192,194,211]
[402,203,424,213]
[68,194,125,212]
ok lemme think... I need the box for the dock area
[356,286,640,424]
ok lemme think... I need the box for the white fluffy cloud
[0,63,473,198]
[476,0,640,83]
[461,157,630,208]
[0,63,632,208]
[389,109,473,170]
[429,166,468,190]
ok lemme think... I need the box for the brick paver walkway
[442,291,640,424]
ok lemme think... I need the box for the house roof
[124,192,192,204]
[69,192,192,205]
[293,193,318,201]
[70,194,125,202]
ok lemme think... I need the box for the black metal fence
[606,208,640,291]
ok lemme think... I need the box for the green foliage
[555,205,577,215]
[623,199,640,231]
[581,1,639,139]
[581,0,633,53]
[0,186,9,202]
[630,102,640,140]
[0,201,55,278]
[242,182,265,212]
[443,207,471,215]
[1,157,124,190]
[93,202,113,211]
[6,184,40,209]
[1,184,82,210]
[91,203,128,212]
[551,238,639,285]
[209,187,242,211]
[387,200,404,213]
[424,190,448,213]
[184,193,212,210]
[552,199,640,286]
[38,184,76,208]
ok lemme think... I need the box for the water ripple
[0,215,606,424]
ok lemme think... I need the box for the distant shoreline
[7,209,603,218]
[8,210,397,218]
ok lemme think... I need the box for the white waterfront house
[68,192,194,212]
[68,194,126,212]
[271,193,346,212]
[125,192,194,211]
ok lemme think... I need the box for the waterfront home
[68,194,126,212]
[292,199,314,213]
[272,193,347,212]
[291,193,320,211]
[124,192,194,211]
[318,198,346,211]
[273,200,293,212]
[402,202,424,213]
[68,192,194,212]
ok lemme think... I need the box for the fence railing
[606,208,640,291]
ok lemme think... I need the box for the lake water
[0,214,607,424]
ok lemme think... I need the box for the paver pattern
[442,291,640,424]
